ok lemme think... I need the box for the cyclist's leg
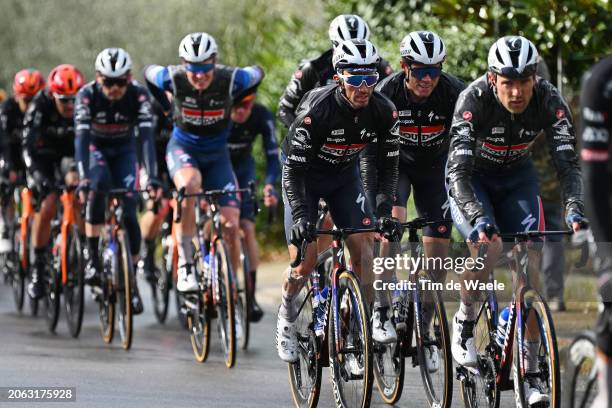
[166,137,201,291]
[233,156,264,319]
[84,145,112,285]
[198,148,241,274]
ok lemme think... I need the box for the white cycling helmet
[178,32,218,63]
[333,39,380,72]
[95,48,132,77]
[488,36,538,78]
[329,14,370,49]
[400,31,446,65]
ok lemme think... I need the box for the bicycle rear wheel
[562,331,598,408]
[213,239,236,368]
[328,270,372,408]
[414,269,453,407]
[513,289,560,408]
[459,299,500,408]
[152,231,170,324]
[373,334,404,404]
[235,238,251,350]
[46,238,62,333]
[117,230,133,350]
[288,283,322,407]
[99,262,115,344]
[187,288,211,363]
[64,226,84,338]
[10,250,25,312]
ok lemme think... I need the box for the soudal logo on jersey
[181,107,225,126]
[320,143,366,158]
[481,141,531,158]
[398,124,446,145]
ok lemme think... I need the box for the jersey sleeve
[74,87,93,179]
[282,105,320,221]
[446,87,484,225]
[0,102,11,170]
[143,65,172,112]
[541,82,584,214]
[259,107,280,185]
[580,64,612,242]
[135,86,158,180]
[21,97,44,176]
[277,62,319,129]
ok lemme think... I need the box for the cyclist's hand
[263,184,278,208]
[29,171,52,200]
[376,216,403,241]
[146,178,163,202]
[469,217,499,243]
[76,179,90,204]
[566,210,589,232]
[290,218,316,246]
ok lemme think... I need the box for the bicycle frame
[59,188,80,285]
[19,188,34,269]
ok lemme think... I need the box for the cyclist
[446,36,586,405]
[138,99,173,283]
[277,14,393,129]
[144,32,263,292]
[75,48,160,315]
[579,54,612,408]
[373,31,464,371]
[228,90,280,322]
[276,38,400,363]
[0,69,45,253]
[23,64,84,300]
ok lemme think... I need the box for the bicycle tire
[64,226,84,338]
[288,283,322,408]
[11,252,25,312]
[188,290,211,363]
[562,330,598,408]
[46,237,61,333]
[236,237,251,350]
[459,299,500,408]
[214,239,236,368]
[328,270,372,408]
[117,230,133,351]
[373,332,404,404]
[513,289,560,408]
[151,232,170,324]
[99,264,115,344]
[414,269,453,407]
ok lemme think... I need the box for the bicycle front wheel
[328,270,372,408]
[46,241,61,333]
[64,226,85,338]
[288,283,322,408]
[562,331,598,408]
[152,233,170,324]
[117,231,133,351]
[213,239,236,368]
[513,289,560,408]
[414,269,452,407]
[235,238,251,350]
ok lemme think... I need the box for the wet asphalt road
[0,271,515,408]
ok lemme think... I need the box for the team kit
[1,12,611,408]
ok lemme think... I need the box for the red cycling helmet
[47,64,85,96]
[13,69,45,97]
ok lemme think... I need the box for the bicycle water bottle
[496,306,510,347]
[314,287,329,337]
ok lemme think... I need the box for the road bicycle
[373,217,452,407]
[456,229,571,408]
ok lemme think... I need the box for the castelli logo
[437,225,447,234]
[463,111,472,121]
[362,217,371,226]
[556,109,565,119]
[304,116,311,125]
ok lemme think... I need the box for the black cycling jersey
[277,49,394,129]
[22,90,75,176]
[74,80,157,181]
[581,55,612,244]
[0,97,26,173]
[446,74,584,226]
[281,84,399,219]
[228,102,279,185]
[376,71,465,164]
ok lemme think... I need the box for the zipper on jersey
[504,113,515,164]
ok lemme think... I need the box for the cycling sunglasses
[410,66,442,80]
[53,93,75,104]
[340,72,379,88]
[102,77,129,88]
[185,63,215,74]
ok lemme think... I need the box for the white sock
[525,339,540,373]
[177,235,194,266]
[459,302,475,321]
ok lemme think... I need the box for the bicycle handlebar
[173,183,256,224]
